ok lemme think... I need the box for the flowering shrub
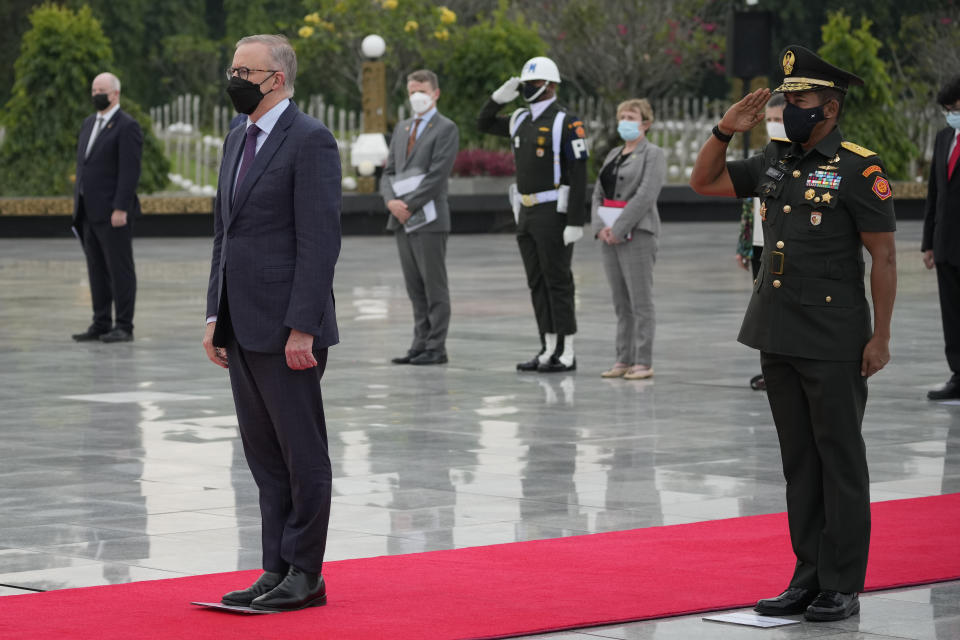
[452,149,515,177]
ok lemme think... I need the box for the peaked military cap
[773,44,864,93]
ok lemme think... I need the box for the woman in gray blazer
[590,99,667,379]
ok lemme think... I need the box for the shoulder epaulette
[841,141,876,157]
[770,136,790,143]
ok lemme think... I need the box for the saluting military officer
[690,45,897,622]
[478,56,589,373]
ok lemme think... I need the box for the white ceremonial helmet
[520,56,561,84]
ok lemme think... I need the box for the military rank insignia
[806,170,842,190]
[810,211,822,226]
[872,175,892,200]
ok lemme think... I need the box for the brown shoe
[601,363,630,378]
[623,365,654,380]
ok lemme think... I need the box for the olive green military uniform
[727,127,896,593]
[478,98,588,341]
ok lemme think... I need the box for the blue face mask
[946,111,960,130]
[617,120,642,141]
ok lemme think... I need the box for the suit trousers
[226,337,332,575]
[760,352,870,593]
[395,230,450,353]
[601,231,657,366]
[935,262,960,378]
[517,206,577,336]
[79,203,136,332]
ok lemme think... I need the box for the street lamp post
[352,34,389,193]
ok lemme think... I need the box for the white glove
[491,77,521,104]
[563,225,584,246]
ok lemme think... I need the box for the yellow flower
[298,25,315,38]
[439,7,456,24]
[304,12,321,24]
[382,0,398,9]
[434,27,449,41]
[320,19,336,32]
[404,20,419,32]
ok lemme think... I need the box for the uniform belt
[520,189,559,207]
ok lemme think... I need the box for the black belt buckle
[769,251,785,275]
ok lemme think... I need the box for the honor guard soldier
[478,56,589,372]
[690,45,897,622]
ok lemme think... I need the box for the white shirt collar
[529,97,557,121]
[246,98,290,136]
[97,103,121,123]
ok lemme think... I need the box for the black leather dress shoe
[72,327,109,342]
[251,567,326,611]
[221,571,284,607]
[409,350,448,365]
[391,351,422,364]
[517,354,544,372]
[754,587,817,616]
[928,379,960,400]
[804,590,859,621]
[538,356,576,373]
[99,328,133,343]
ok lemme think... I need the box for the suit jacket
[922,126,960,266]
[380,111,459,232]
[73,108,143,223]
[206,101,341,353]
[590,140,666,240]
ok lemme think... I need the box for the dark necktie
[406,118,422,157]
[948,131,960,180]
[234,124,261,199]
[85,116,104,159]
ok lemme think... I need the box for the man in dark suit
[922,75,960,400]
[381,69,459,366]
[71,72,142,343]
[202,34,341,612]
[691,46,897,622]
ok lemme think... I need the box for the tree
[0,4,168,196]
[425,0,546,147]
[513,0,726,102]
[818,11,916,180]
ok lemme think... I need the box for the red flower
[617,24,628,37]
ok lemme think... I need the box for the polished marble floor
[0,221,958,639]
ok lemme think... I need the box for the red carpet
[2,494,958,639]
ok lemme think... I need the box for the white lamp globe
[361,34,386,59]
[357,161,376,177]
[342,176,358,191]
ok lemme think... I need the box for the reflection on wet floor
[1,222,958,638]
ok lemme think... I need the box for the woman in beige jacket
[590,99,667,379]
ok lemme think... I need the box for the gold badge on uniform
[536,148,545,157]
[821,192,833,203]
[804,189,815,200]
[782,50,795,75]
[759,201,767,221]
[810,211,822,226]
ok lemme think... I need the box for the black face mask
[521,82,547,103]
[226,73,276,115]
[92,93,110,111]
[782,101,826,143]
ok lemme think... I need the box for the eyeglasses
[225,67,279,81]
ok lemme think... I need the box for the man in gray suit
[202,34,341,612]
[381,69,459,365]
